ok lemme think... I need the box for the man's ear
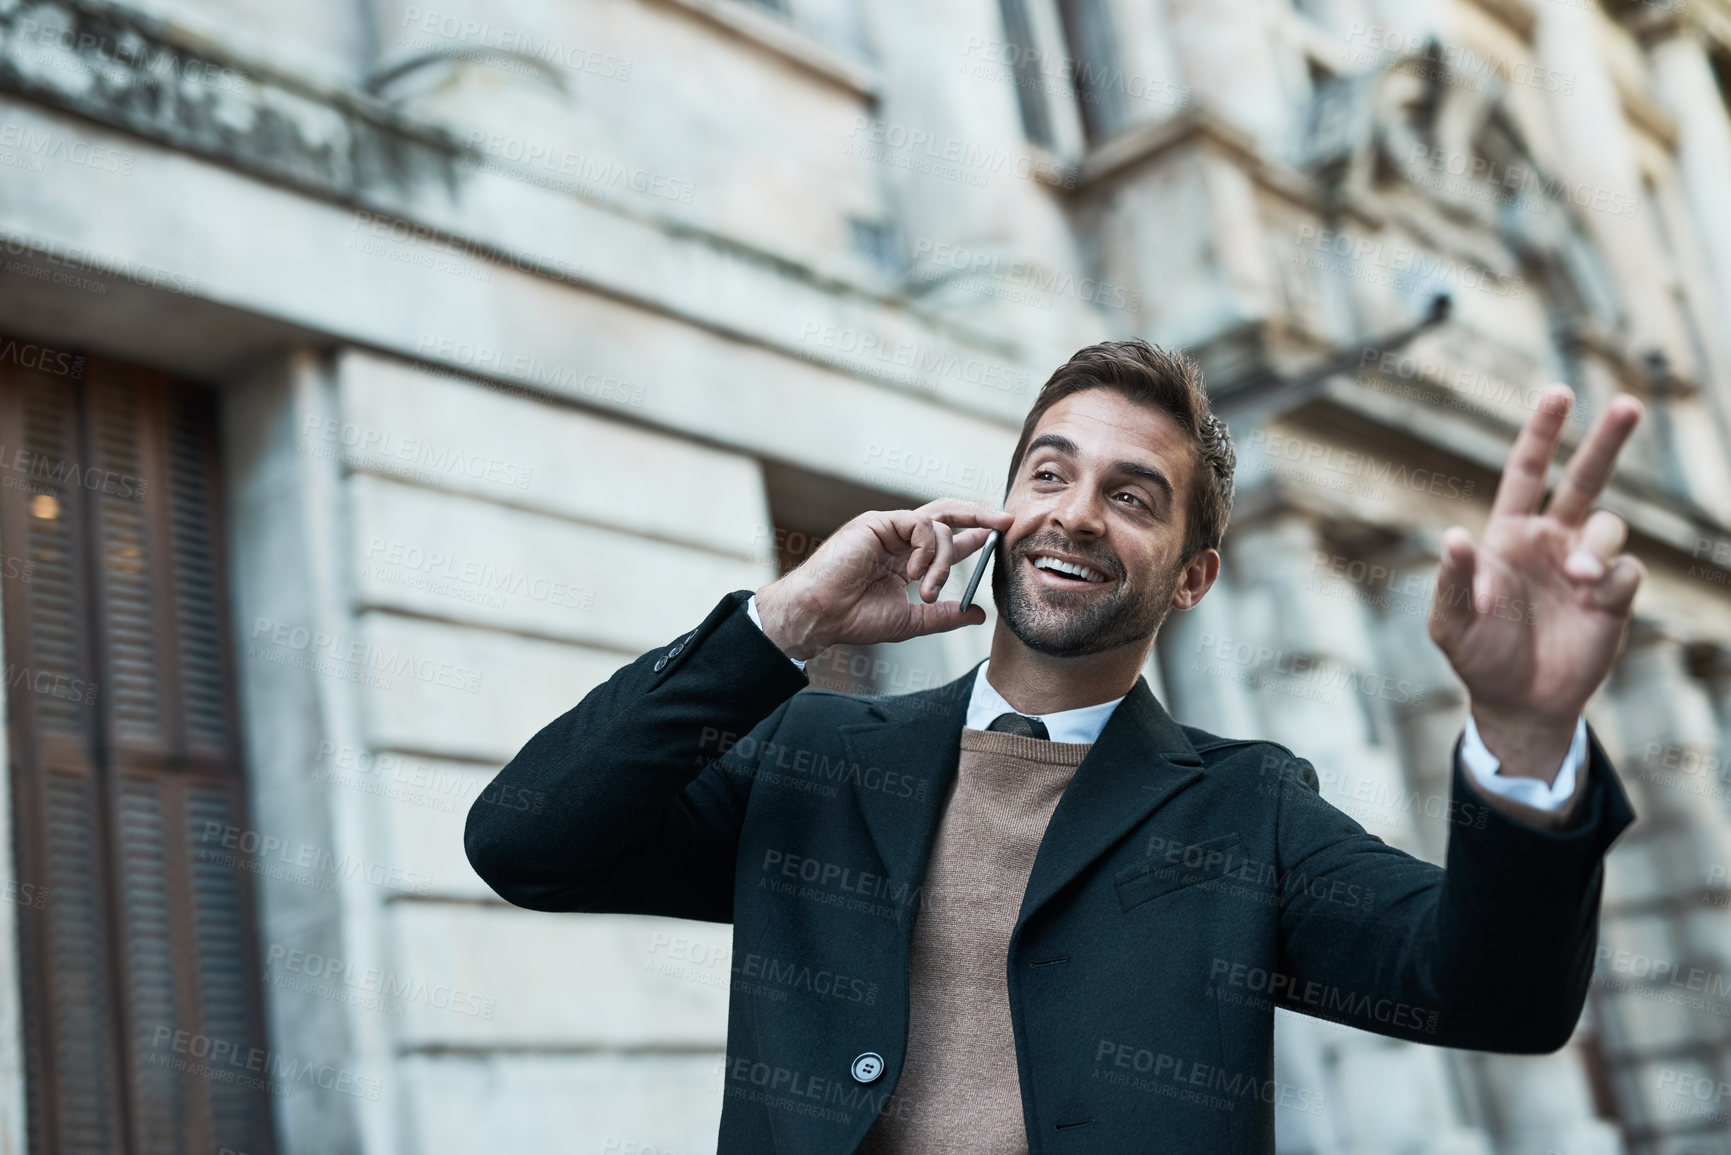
[1170,548,1220,611]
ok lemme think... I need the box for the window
[995,0,1131,150]
[1057,0,1125,143]
[761,461,965,698]
[763,517,879,694]
[0,349,274,1153]
[998,0,1056,148]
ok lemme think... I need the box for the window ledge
[646,0,879,99]
[1071,107,1262,191]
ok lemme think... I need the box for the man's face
[992,389,1213,657]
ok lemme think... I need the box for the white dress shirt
[743,594,1585,812]
[961,659,1125,743]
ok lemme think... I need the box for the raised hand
[754,499,1015,662]
[1428,385,1646,782]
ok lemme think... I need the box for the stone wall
[2,0,1730,1151]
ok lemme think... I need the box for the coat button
[669,644,683,656]
[653,656,668,671]
[851,1052,884,1084]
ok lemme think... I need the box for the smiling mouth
[1026,552,1114,589]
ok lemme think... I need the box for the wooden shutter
[0,352,273,1154]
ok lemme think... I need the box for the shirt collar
[964,659,1128,745]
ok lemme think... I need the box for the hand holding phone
[752,500,1012,660]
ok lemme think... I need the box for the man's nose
[1050,485,1106,538]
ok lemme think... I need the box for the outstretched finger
[1489,385,1573,520]
[1546,395,1643,526]
[1428,526,1478,648]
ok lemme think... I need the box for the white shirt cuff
[1459,714,1587,812]
[746,593,807,670]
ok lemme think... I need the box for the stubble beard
[991,531,1182,658]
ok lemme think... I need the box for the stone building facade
[0,0,1727,1152]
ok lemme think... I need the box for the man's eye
[1034,469,1060,482]
[1116,492,1145,509]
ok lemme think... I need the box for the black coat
[466,589,1635,1153]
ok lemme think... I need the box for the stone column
[1648,24,1731,523]
[1531,3,1692,372]
[1349,531,1625,1155]
[1225,513,1420,842]
[1222,510,1493,1155]
[224,349,377,1155]
[1592,623,1731,1149]
[1342,532,1464,865]
[1156,552,1260,739]
[1648,26,1731,382]
[1524,4,1725,512]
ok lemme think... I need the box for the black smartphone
[960,529,1000,612]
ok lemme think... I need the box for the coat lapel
[1015,676,1205,930]
[839,664,978,932]
[839,664,1206,936]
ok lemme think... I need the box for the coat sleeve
[463,589,810,922]
[1267,727,1636,1053]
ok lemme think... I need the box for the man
[466,340,1641,1153]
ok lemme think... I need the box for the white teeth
[1032,555,1106,582]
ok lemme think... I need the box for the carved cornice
[0,0,465,204]
[0,0,1042,432]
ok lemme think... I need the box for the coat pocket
[1114,833,1245,913]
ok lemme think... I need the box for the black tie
[988,712,1049,740]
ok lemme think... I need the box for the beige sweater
[860,728,1092,1155]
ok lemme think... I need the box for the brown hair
[1004,339,1235,558]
